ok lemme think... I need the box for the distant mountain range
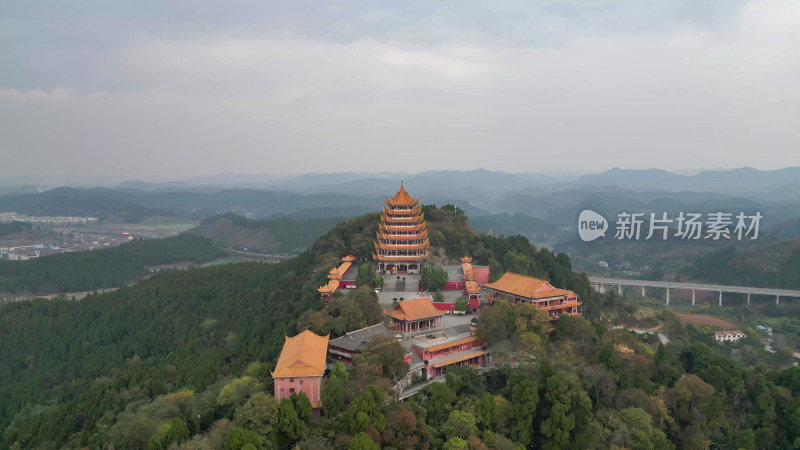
[2,167,800,245]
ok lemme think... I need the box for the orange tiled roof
[461,258,476,280]
[465,280,481,293]
[378,230,428,240]
[425,336,480,353]
[271,330,329,378]
[383,204,422,215]
[320,257,354,291]
[381,213,423,224]
[381,222,426,232]
[385,297,446,321]
[317,279,340,294]
[375,239,430,251]
[484,272,576,300]
[336,261,352,278]
[430,350,485,368]
[386,182,419,206]
[532,288,575,299]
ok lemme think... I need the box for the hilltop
[2,204,799,448]
[0,205,591,448]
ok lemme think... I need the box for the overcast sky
[2,0,799,184]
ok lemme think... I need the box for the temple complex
[373,183,429,274]
[317,255,356,302]
[271,330,329,408]
[385,297,446,334]
[483,272,582,321]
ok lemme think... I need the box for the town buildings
[271,330,329,408]
[483,272,582,320]
[373,183,429,274]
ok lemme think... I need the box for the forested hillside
[2,206,798,449]
[684,239,800,288]
[0,234,225,296]
[190,213,343,254]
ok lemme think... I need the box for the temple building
[317,255,356,302]
[327,323,400,365]
[400,322,487,381]
[374,182,429,274]
[413,334,485,379]
[460,256,488,303]
[385,297,446,334]
[271,330,329,408]
[483,272,582,321]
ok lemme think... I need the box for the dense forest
[684,240,800,289]
[0,234,225,296]
[1,207,798,448]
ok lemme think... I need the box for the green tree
[218,376,263,415]
[321,376,348,418]
[162,417,190,447]
[233,392,278,438]
[508,375,538,446]
[441,410,478,441]
[290,392,312,422]
[455,298,468,313]
[442,436,468,450]
[348,432,380,450]
[225,427,261,450]
[361,335,409,382]
[344,385,386,434]
[477,393,497,431]
[277,398,308,442]
[356,263,374,287]
[421,382,456,428]
[605,407,674,450]
[421,267,448,291]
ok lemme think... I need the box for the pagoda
[373,182,430,274]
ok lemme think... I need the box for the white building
[715,330,746,342]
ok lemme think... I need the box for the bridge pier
[692,289,696,306]
[598,282,604,293]
[747,292,750,306]
[641,286,646,297]
[618,284,623,295]
[777,295,780,306]
[665,287,670,306]
[719,291,722,307]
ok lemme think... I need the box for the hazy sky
[2,1,799,184]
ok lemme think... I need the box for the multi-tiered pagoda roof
[373,183,429,274]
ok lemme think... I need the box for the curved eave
[376,229,428,240]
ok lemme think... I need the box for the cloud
[1,0,799,184]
